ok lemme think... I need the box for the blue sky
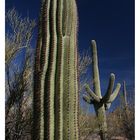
[6,0,134,113]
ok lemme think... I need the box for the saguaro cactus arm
[102,73,115,102]
[104,83,121,110]
[108,83,121,103]
[83,94,93,104]
[102,73,121,104]
[85,84,100,102]
[91,40,102,98]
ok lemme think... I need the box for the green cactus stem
[123,81,128,108]
[33,0,79,140]
[83,40,121,140]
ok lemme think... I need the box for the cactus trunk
[83,40,121,140]
[94,103,107,139]
[123,81,128,108]
[33,0,79,140]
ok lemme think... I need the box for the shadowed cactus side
[33,0,79,140]
[83,40,121,140]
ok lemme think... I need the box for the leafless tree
[78,51,92,93]
[78,51,95,139]
[5,8,36,140]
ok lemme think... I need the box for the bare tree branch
[5,8,35,139]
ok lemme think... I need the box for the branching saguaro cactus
[83,40,121,140]
[33,0,79,140]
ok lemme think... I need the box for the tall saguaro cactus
[83,40,121,140]
[33,0,79,140]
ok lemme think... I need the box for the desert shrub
[107,104,134,140]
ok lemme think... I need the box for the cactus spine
[83,40,121,140]
[33,0,79,140]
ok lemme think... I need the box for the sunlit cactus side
[33,0,79,140]
[83,40,121,140]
